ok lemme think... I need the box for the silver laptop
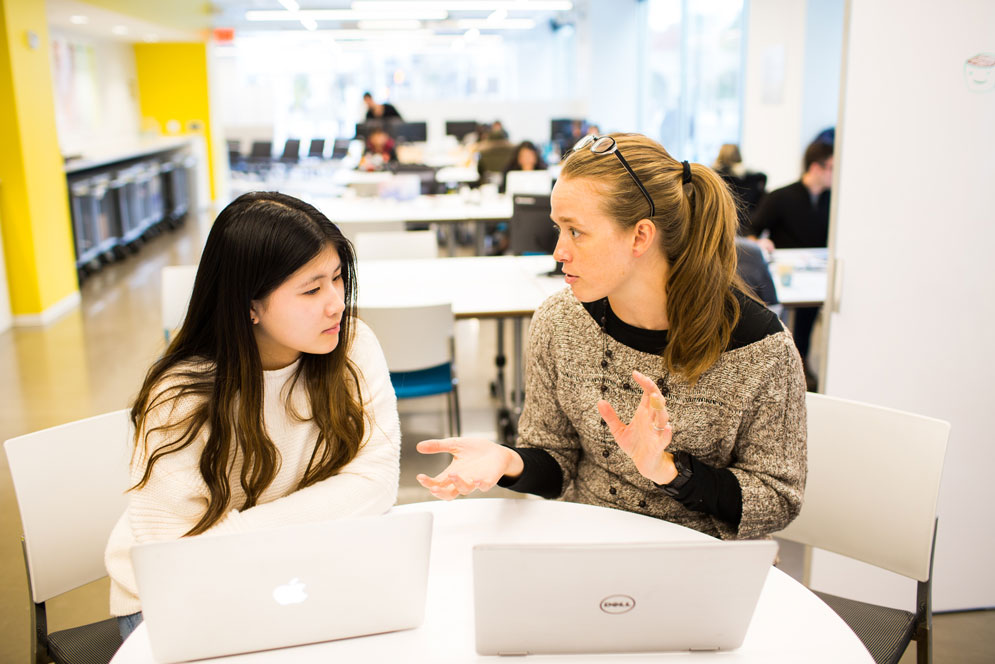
[473,539,777,656]
[132,511,432,662]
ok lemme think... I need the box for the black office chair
[330,139,351,159]
[307,138,325,158]
[279,139,301,163]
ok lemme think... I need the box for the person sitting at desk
[712,143,767,235]
[359,127,397,171]
[363,91,402,121]
[747,137,833,386]
[104,192,401,640]
[417,133,807,541]
[500,140,548,193]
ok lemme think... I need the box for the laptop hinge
[498,651,530,657]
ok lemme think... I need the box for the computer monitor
[446,120,478,140]
[550,118,585,151]
[508,194,562,274]
[395,121,428,143]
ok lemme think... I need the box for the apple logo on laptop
[272,578,308,605]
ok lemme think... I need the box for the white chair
[5,410,133,664]
[359,302,460,436]
[776,393,950,664]
[161,265,197,342]
[354,230,438,261]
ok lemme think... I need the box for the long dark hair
[131,192,365,535]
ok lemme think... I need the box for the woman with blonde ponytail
[418,133,806,541]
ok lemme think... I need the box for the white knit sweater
[104,320,400,616]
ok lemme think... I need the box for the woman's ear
[631,218,657,257]
[249,301,260,325]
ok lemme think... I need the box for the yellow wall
[133,42,216,200]
[0,0,79,318]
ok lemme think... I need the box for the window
[642,0,745,163]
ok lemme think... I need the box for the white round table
[111,498,872,663]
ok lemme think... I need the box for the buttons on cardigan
[602,449,610,458]
[600,384,607,394]
[605,349,613,359]
[609,487,617,495]
[601,359,608,369]
[638,500,648,508]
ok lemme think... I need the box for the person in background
[104,192,401,641]
[488,120,510,141]
[500,141,548,192]
[747,138,833,384]
[712,144,767,235]
[748,139,833,252]
[359,127,397,171]
[417,133,806,542]
[363,92,402,121]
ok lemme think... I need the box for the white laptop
[131,511,433,662]
[473,539,777,656]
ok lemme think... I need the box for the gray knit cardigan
[516,288,808,540]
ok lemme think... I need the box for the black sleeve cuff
[664,455,743,527]
[496,447,564,499]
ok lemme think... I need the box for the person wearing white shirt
[104,192,400,641]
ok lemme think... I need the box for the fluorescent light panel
[245,9,448,21]
[457,18,535,29]
[357,20,423,30]
[352,1,572,11]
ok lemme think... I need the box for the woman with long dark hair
[418,133,806,541]
[105,192,400,639]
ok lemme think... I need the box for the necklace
[598,297,670,510]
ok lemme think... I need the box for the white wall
[49,28,141,156]
[741,0,809,188]
[581,0,642,134]
[816,0,995,612]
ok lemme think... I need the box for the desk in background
[111,499,872,663]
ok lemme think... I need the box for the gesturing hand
[597,370,678,485]
[415,437,522,501]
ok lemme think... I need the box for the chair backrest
[359,303,453,372]
[307,138,326,158]
[4,410,133,603]
[249,140,272,159]
[280,138,301,161]
[776,393,950,582]
[354,230,438,261]
[162,265,197,341]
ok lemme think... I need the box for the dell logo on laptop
[599,595,636,614]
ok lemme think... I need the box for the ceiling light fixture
[457,18,535,29]
[352,1,572,11]
[357,20,423,30]
[277,0,301,11]
[69,15,89,25]
[246,9,448,21]
[111,25,129,36]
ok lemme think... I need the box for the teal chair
[360,303,460,436]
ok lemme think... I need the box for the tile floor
[0,210,991,662]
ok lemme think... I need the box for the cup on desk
[775,263,793,287]
[480,183,499,202]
